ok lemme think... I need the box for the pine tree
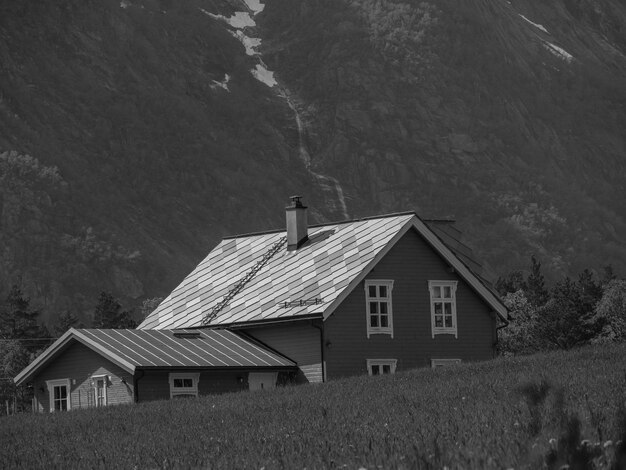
[0,285,41,340]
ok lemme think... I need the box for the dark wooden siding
[32,342,134,412]
[136,370,260,402]
[324,228,497,379]
[243,322,322,383]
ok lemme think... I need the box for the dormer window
[365,280,394,338]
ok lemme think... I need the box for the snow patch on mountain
[543,41,574,62]
[229,30,261,56]
[201,9,256,28]
[210,74,231,92]
[252,64,277,87]
[242,0,265,15]
[519,14,549,34]
[201,0,349,218]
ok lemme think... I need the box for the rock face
[0,0,625,325]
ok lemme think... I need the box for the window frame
[365,280,394,338]
[428,280,458,338]
[46,378,71,412]
[91,374,108,407]
[431,358,462,368]
[366,359,397,376]
[168,372,200,399]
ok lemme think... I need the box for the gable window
[91,375,108,407]
[365,280,394,338]
[367,359,397,376]
[429,281,458,338]
[46,379,71,412]
[431,358,461,368]
[168,372,200,399]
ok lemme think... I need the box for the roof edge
[204,313,323,330]
[14,329,137,385]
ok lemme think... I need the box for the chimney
[286,196,308,251]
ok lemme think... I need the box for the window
[431,359,461,368]
[429,281,458,338]
[365,280,394,338]
[168,373,200,398]
[91,375,108,407]
[46,379,71,412]
[367,359,397,376]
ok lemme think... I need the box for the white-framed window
[429,280,458,338]
[168,372,200,399]
[91,375,108,407]
[365,280,394,338]
[367,359,397,376]
[431,358,462,368]
[46,379,71,412]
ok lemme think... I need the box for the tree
[53,310,81,336]
[0,285,42,340]
[592,280,626,342]
[0,340,32,413]
[498,290,543,355]
[495,271,526,297]
[92,292,136,329]
[140,297,164,321]
[526,255,548,307]
[0,285,49,414]
[535,275,602,350]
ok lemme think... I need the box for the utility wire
[0,338,59,341]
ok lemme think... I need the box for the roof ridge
[222,211,416,240]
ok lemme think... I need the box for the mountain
[0,0,625,326]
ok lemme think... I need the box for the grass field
[2,343,625,469]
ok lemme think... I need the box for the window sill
[432,329,458,338]
[367,328,394,338]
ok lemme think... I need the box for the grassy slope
[2,343,625,469]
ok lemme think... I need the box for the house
[15,196,508,410]
[14,328,296,412]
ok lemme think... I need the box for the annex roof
[14,328,295,385]
[139,213,507,331]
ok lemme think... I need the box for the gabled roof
[139,213,507,331]
[14,328,295,385]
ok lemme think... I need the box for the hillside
[2,343,625,468]
[0,0,625,324]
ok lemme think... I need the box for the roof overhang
[215,313,323,330]
[321,215,508,322]
[14,328,137,386]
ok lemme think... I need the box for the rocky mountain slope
[0,0,625,325]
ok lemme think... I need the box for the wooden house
[14,329,295,411]
[15,197,508,410]
[139,197,508,383]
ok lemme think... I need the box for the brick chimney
[286,196,308,251]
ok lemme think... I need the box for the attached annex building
[15,197,508,412]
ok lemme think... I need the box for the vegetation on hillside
[261,0,626,279]
[1,343,625,469]
[497,256,626,355]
